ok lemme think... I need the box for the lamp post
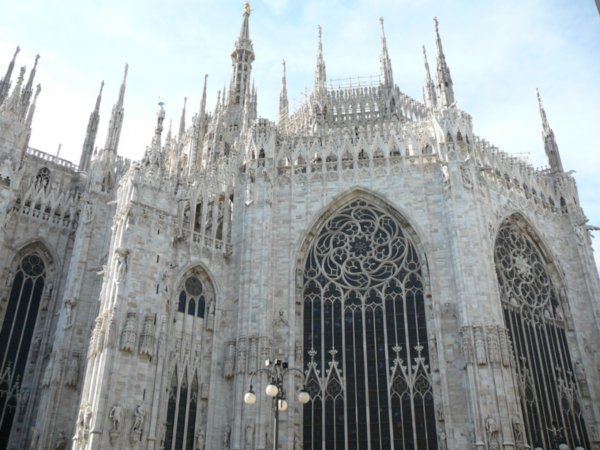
[244,359,311,450]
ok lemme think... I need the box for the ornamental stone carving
[65,352,80,389]
[120,312,137,352]
[224,341,236,378]
[236,338,247,374]
[109,403,123,431]
[460,326,474,365]
[486,326,500,365]
[498,327,512,367]
[474,326,487,365]
[139,314,156,358]
[130,401,146,443]
[195,427,205,450]
[114,248,129,284]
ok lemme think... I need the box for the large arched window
[495,220,590,448]
[301,198,437,449]
[0,253,46,447]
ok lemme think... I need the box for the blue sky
[1,0,599,269]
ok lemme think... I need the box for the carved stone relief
[139,314,156,358]
[120,312,137,352]
[65,352,80,389]
[223,341,236,378]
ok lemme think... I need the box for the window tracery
[164,367,199,450]
[0,253,47,447]
[177,273,210,319]
[302,198,437,449]
[495,220,590,448]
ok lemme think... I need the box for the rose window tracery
[495,221,590,448]
[302,198,437,449]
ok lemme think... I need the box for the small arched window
[175,269,214,320]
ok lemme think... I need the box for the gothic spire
[422,46,436,109]
[238,2,252,44]
[189,75,208,175]
[229,3,254,106]
[199,74,208,120]
[104,63,128,154]
[433,17,455,108]
[315,25,327,93]
[25,84,41,129]
[2,66,26,115]
[537,88,563,173]
[379,18,393,88]
[21,54,39,111]
[0,46,20,104]
[278,60,288,124]
[144,101,165,171]
[178,97,187,140]
[79,81,104,171]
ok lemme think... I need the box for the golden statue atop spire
[244,2,251,15]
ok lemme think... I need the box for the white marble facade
[0,7,599,450]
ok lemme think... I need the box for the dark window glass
[0,254,46,448]
[302,199,437,449]
[495,222,590,448]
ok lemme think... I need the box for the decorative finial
[14,46,21,58]
[379,17,384,31]
[434,16,439,33]
[244,2,251,15]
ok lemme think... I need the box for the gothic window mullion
[1,276,28,373]
[339,292,351,450]
[380,286,396,448]
[536,319,563,435]
[303,199,437,449]
[360,294,373,449]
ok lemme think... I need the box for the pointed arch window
[301,198,438,449]
[164,367,199,450]
[495,220,590,448]
[177,273,211,319]
[0,253,46,447]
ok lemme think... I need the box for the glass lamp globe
[244,391,257,405]
[265,383,279,397]
[534,446,543,450]
[278,399,288,411]
[558,445,569,450]
[297,390,311,404]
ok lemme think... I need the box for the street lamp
[244,359,311,450]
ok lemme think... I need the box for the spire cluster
[0,48,41,122]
